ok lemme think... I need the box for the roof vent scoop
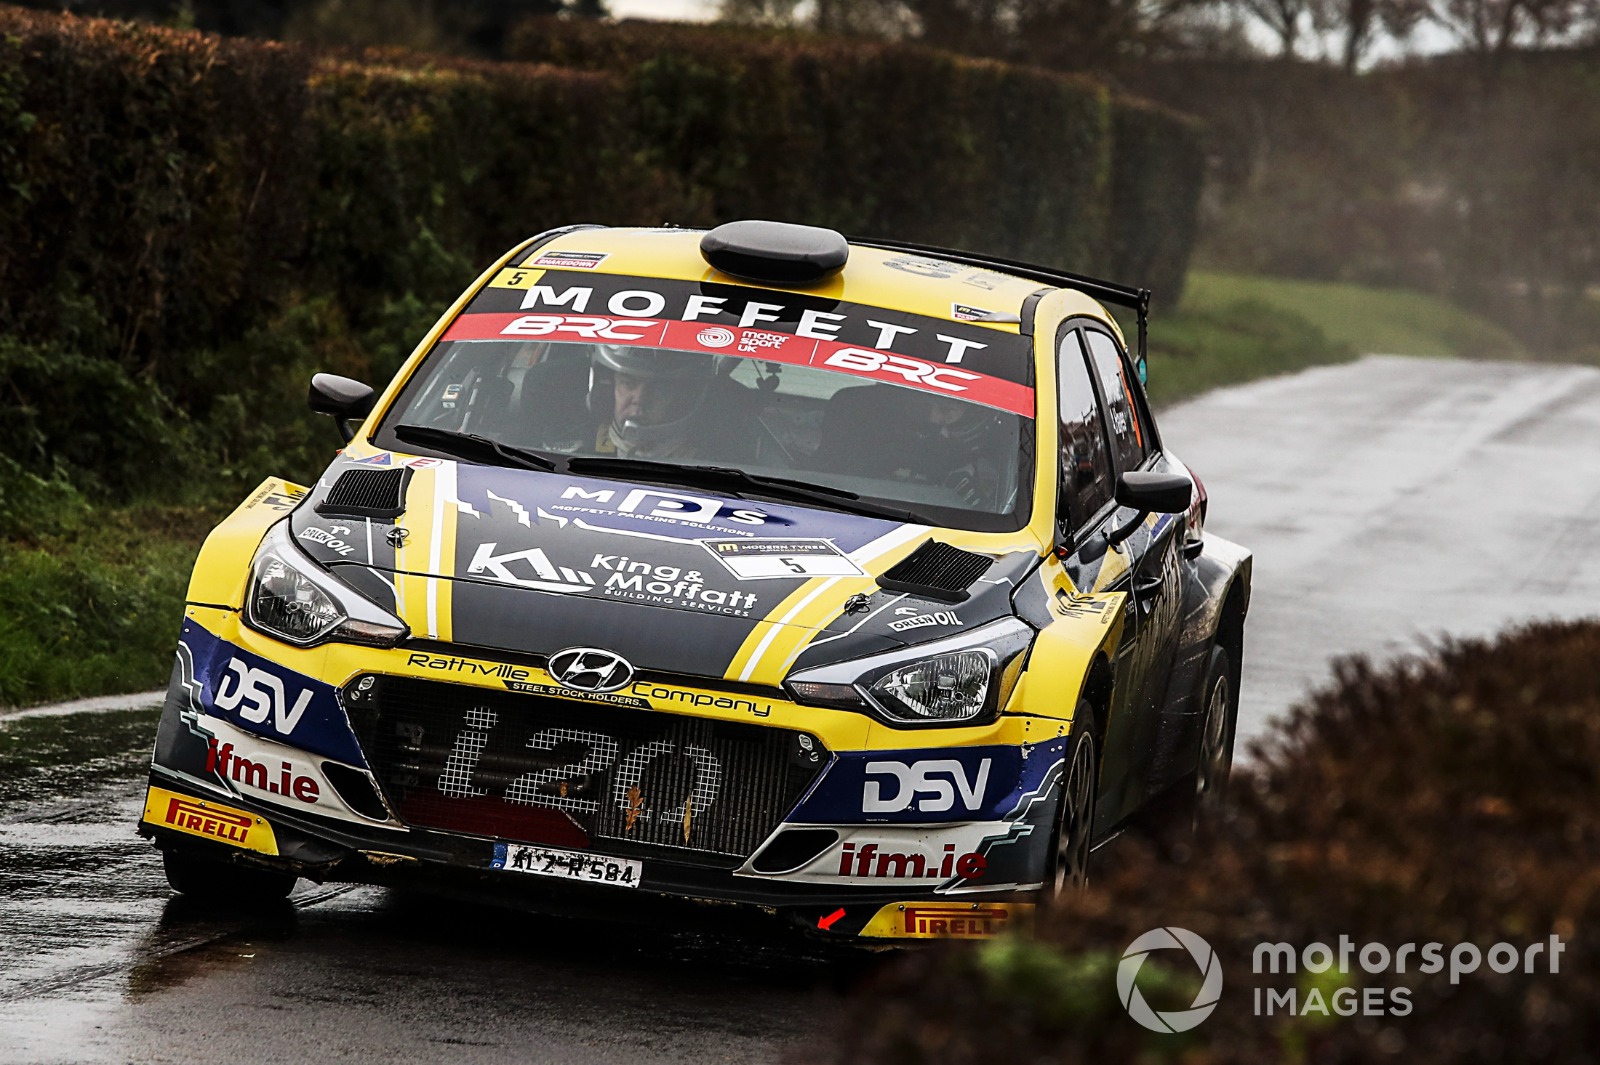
[700,220,849,286]
[318,467,413,521]
[877,540,995,603]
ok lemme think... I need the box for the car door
[1045,325,1142,834]
[1081,327,1185,819]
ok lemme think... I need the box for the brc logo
[500,314,658,342]
[862,758,992,814]
[823,348,981,393]
[213,658,313,736]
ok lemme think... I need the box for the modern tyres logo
[1118,928,1223,1033]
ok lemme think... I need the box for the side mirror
[1105,471,1192,547]
[1115,471,1192,515]
[309,373,376,443]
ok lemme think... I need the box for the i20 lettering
[439,714,723,830]
[862,758,992,814]
[213,658,312,735]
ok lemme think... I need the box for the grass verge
[1141,295,1356,406]
[0,506,218,708]
[1183,271,1529,360]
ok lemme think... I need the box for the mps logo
[863,758,992,814]
[556,485,773,527]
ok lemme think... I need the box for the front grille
[348,677,825,867]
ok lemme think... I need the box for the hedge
[831,620,1600,1063]
[0,6,1203,504]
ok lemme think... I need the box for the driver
[912,392,1011,509]
[588,345,716,460]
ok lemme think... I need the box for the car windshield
[374,273,1037,532]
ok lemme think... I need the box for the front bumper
[139,609,1070,940]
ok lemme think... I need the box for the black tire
[162,848,297,902]
[1044,701,1099,895]
[1192,644,1238,827]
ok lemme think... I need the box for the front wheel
[1045,702,1099,895]
[162,848,297,902]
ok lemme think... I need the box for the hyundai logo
[548,647,635,693]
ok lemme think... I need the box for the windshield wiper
[563,456,924,523]
[393,424,563,473]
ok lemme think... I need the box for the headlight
[786,617,1033,726]
[245,522,408,648]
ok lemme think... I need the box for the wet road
[4,355,1598,1063]
[0,705,849,1063]
[1162,355,1600,749]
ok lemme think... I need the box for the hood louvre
[876,539,994,603]
[318,467,412,521]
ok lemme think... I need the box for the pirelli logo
[860,901,1030,940]
[903,906,1009,937]
[142,786,279,856]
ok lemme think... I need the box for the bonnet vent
[877,540,994,603]
[317,467,412,521]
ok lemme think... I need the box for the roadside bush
[509,17,1202,280]
[831,620,1600,1063]
[0,6,1205,509]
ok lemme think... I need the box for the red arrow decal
[818,908,846,931]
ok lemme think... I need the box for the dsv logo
[1118,928,1223,1033]
[213,657,313,735]
[862,758,991,814]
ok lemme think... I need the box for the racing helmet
[588,345,714,456]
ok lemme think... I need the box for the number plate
[491,842,642,888]
[701,538,865,580]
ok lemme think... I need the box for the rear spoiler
[851,237,1152,382]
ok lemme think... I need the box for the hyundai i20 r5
[139,220,1252,941]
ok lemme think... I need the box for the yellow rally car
[139,221,1251,941]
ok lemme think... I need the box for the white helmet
[589,346,714,457]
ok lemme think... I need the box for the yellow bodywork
[154,226,1157,938]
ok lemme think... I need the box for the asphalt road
[3,355,1597,1064]
[1163,354,1600,749]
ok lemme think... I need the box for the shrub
[832,620,1600,1063]
[0,6,1203,506]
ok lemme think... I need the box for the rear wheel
[1193,645,1238,826]
[1046,702,1099,894]
[162,848,297,902]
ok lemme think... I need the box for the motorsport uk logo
[1118,928,1569,1030]
[1118,928,1223,1033]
